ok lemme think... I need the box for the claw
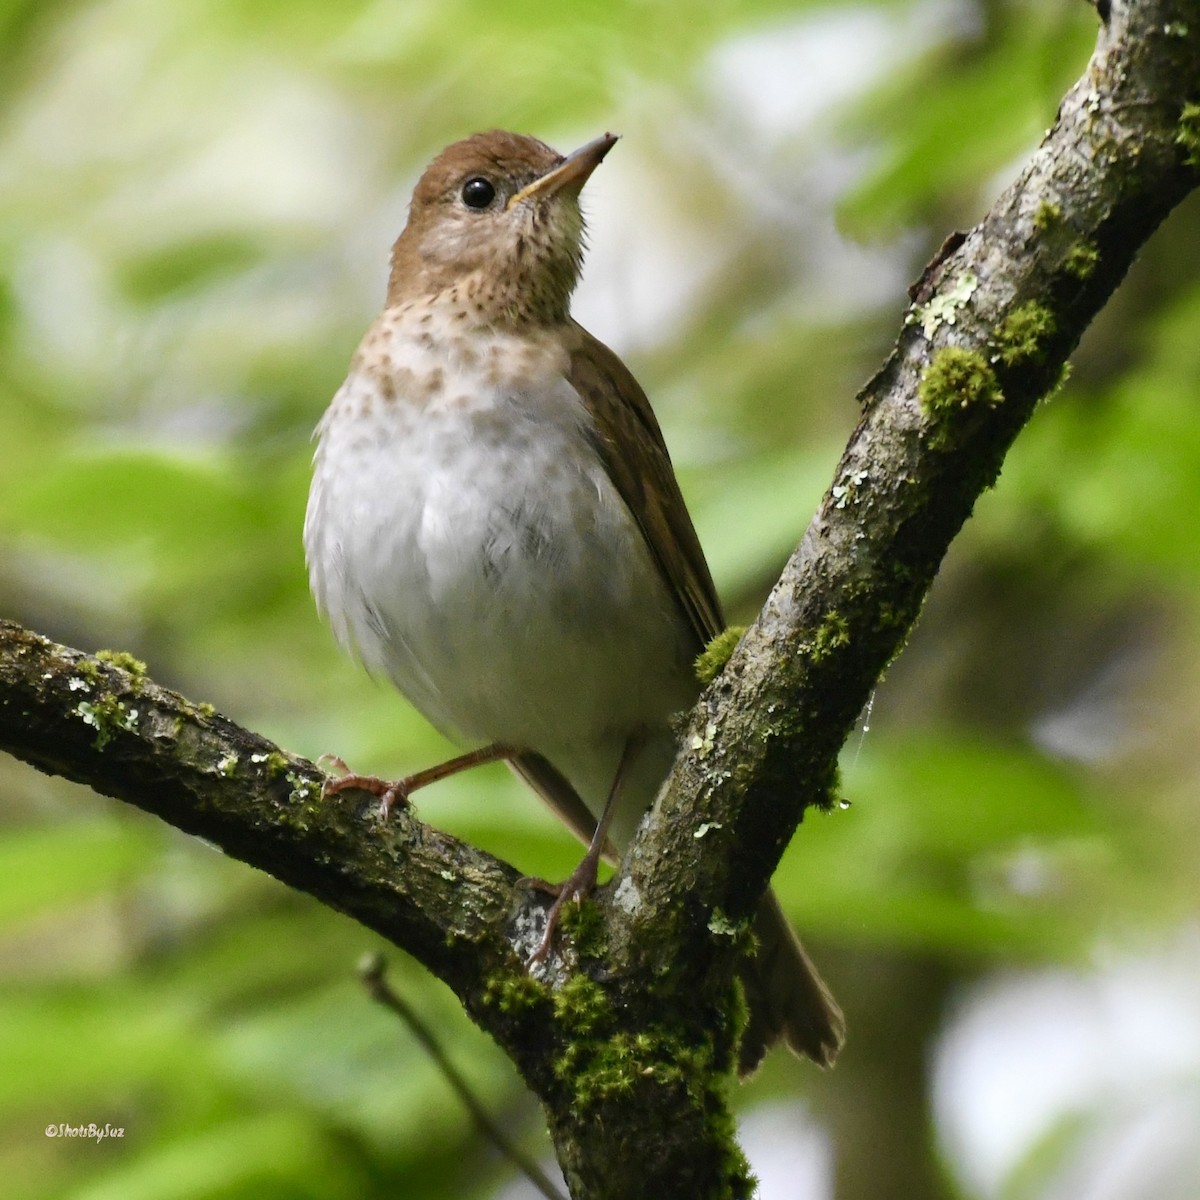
[521,732,643,965]
[321,770,409,821]
[524,856,601,964]
[316,753,351,776]
[316,743,513,823]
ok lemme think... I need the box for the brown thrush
[304,130,844,1073]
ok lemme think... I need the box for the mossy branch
[0,620,527,990]
[605,0,1199,1017]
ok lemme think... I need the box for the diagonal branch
[606,0,1199,1002]
[0,619,526,1002]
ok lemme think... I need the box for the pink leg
[322,743,514,820]
[528,733,644,963]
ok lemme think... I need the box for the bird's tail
[737,889,845,1077]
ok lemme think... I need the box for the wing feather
[566,323,724,649]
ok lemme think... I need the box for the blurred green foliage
[1,1,1198,1198]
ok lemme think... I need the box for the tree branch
[1,3,1197,1197]
[0,621,525,986]
[606,0,1199,992]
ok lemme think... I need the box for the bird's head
[387,130,618,325]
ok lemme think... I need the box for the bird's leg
[321,743,515,821]
[527,732,644,964]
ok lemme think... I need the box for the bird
[303,129,844,1074]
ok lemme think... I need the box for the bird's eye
[461,177,496,209]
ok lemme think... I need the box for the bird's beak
[507,133,619,209]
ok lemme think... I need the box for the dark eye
[461,177,496,209]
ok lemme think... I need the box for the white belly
[304,339,697,818]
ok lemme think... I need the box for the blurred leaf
[0,987,197,1110]
[987,281,1200,587]
[776,732,1120,958]
[118,235,269,304]
[840,3,1095,236]
[70,1113,372,1200]
[0,820,160,926]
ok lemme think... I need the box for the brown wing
[561,330,845,1070]
[567,323,724,649]
[513,326,722,857]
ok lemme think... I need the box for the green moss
[483,970,551,1016]
[695,626,746,685]
[515,967,636,1109]
[918,347,1003,449]
[509,954,753,1195]
[1064,240,1099,280]
[547,951,752,1108]
[552,973,612,1036]
[284,771,319,803]
[557,898,607,961]
[1178,102,1200,169]
[96,649,148,679]
[554,1029,642,1103]
[810,610,850,660]
[920,347,1002,415]
[73,659,102,686]
[553,1012,753,1196]
[250,750,290,780]
[707,909,746,938]
[482,909,751,1194]
[555,1022,698,1108]
[74,694,139,750]
[1047,360,1073,402]
[994,301,1056,366]
[717,1121,756,1199]
[1032,200,1062,231]
[216,751,239,777]
[547,971,707,1111]
[876,601,908,631]
[196,702,216,718]
[723,980,750,1073]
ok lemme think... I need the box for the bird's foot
[318,755,410,821]
[521,854,601,965]
[318,743,514,822]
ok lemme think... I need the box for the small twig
[358,953,566,1200]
